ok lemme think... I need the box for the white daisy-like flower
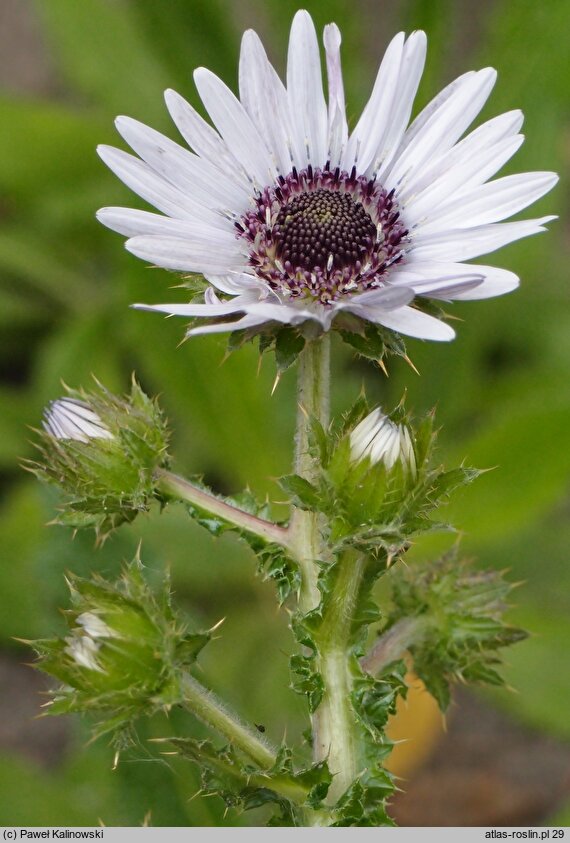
[350,408,416,476]
[43,398,113,443]
[97,10,557,343]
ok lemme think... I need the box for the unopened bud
[350,408,416,477]
[32,559,211,721]
[31,379,170,538]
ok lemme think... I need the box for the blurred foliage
[0,0,568,827]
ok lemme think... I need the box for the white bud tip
[43,398,113,443]
[76,612,118,639]
[65,634,104,672]
[350,407,416,476]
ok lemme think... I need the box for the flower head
[32,380,170,538]
[350,408,416,476]
[97,11,557,343]
[32,559,212,724]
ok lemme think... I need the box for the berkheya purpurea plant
[28,10,555,827]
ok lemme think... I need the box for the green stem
[155,469,290,548]
[314,551,366,803]
[288,336,364,808]
[180,673,309,805]
[180,672,277,770]
[288,335,331,611]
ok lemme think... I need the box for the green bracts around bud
[30,379,170,538]
[31,557,210,732]
[280,400,479,556]
[382,550,528,710]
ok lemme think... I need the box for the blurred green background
[0,0,568,827]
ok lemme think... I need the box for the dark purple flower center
[237,165,408,305]
[274,189,376,272]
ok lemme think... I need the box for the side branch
[155,468,290,548]
[179,673,309,806]
[180,672,277,769]
[360,617,428,676]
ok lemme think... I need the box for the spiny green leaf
[339,321,406,363]
[275,327,306,373]
[308,416,331,467]
[428,466,483,499]
[278,474,321,509]
[289,654,324,713]
[257,545,301,605]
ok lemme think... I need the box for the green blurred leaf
[36,0,172,117]
[0,752,116,825]
[0,97,105,200]
[485,604,570,739]
[0,227,91,308]
[445,401,570,541]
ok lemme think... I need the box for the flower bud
[350,408,416,477]
[31,379,170,538]
[33,559,211,721]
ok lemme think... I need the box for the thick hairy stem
[360,616,428,676]
[288,337,363,807]
[288,335,331,611]
[155,469,290,548]
[314,551,366,802]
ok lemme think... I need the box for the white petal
[194,67,276,188]
[186,312,271,337]
[164,89,251,189]
[383,429,402,469]
[125,234,246,274]
[386,267,485,299]
[360,304,455,341]
[350,408,386,459]
[403,134,524,225]
[97,206,231,239]
[204,272,266,295]
[65,636,103,672]
[324,23,348,166]
[184,296,328,337]
[239,30,295,175]
[245,300,325,326]
[409,216,556,261]
[384,69,497,192]
[427,264,520,300]
[98,145,227,222]
[44,398,112,442]
[342,32,405,173]
[133,291,261,318]
[287,10,328,167]
[114,116,250,212]
[398,110,524,204]
[372,31,427,179]
[416,171,559,233]
[77,613,117,639]
[395,71,476,156]
[339,284,414,310]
